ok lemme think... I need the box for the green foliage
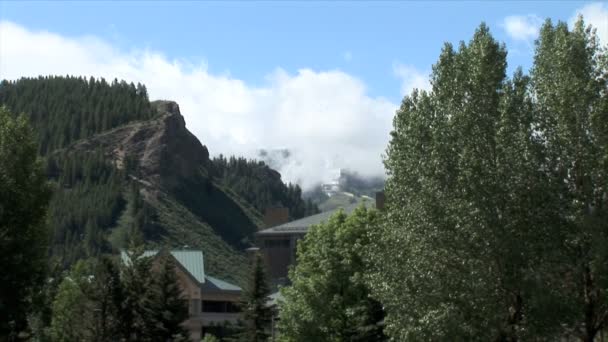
[151,191,249,286]
[50,251,189,341]
[148,251,189,341]
[213,155,319,220]
[0,76,264,285]
[0,106,51,336]
[0,76,156,155]
[171,173,260,247]
[46,150,126,266]
[49,263,90,342]
[279,207,385,342]
[50,258,125,341]
[241,252,273,342]
[531,17,608,341]
[369,19,608,341]
[201,334,220,342]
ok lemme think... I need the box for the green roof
[121,250,206,284]
[256,200,375,235]
[121,250,241,292]
[203,275,242,292]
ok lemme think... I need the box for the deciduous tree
[368,24,565,340]
[279,207,385,341]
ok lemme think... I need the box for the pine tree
[0,106,51,336]
[149,250,189,341]
[242,252,273,342]
[87,257,125,342]
[118,247,155,341]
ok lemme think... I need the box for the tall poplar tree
[368,24,565,340]
[532,18,608,341]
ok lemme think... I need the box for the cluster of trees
[47,250,189,342]
[212,155,319,220]
[367,19,607,341]
[278,18,607,342]
[0,107,189,340]
[0,74,319,279]
[46,150,128,265]
[0,76,156,154]
[4,15,605,342]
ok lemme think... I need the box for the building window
[264,239,290,248]
[202,300,241,313]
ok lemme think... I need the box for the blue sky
[0,1,606,187]
[0,1,593,101]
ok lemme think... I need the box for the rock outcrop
[69,100,209,191]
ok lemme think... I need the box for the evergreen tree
[0,76,156,154]
[212,155,320,220]
[49,260,103,342]
[118,247,155,341]
[0,106,51,337]
[149,250,189,341]
[279,207,385,341]
[87,257,125,342]
[242,252,273,342]
[49,270,89,342]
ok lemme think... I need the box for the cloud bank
[502,15,543,43]
[0,21,397,190]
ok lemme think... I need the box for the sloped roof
[121,250,241,292]
[256,200,375,235]
[203,275,242,292]
[121,250,206,284]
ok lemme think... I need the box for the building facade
[256,193,382,287]
[121,250,242,341]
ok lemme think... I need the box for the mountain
[0,76,313,285]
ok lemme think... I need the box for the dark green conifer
[241,252,273,342]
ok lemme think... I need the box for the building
[256,192,382,286]
[121,250,242,341]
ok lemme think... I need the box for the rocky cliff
[53,100,261,284]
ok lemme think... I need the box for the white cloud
[0,21,397,189]
[570,2,608,45]
[502,15,543,42]
[393,63,430,96]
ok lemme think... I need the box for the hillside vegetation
[0,76,313,284]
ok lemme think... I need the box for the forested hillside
[0,76,156,154]
[212,155,319,219]
[0,76,313,284]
